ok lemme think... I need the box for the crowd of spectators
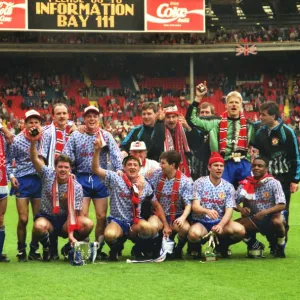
[0,57,299,144]
[0,26,299,45]
[0,70,65,108]
[213,27,300,43]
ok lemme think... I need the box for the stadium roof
[206,0,300,27]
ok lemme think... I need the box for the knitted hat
[208,152,225,165]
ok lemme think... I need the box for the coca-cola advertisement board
[146,0,205,32]
[0,0,26,29]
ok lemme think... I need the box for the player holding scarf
[147,150,193,259]
[92,138,164,261]
[189,84,256,187]
[30,137,93,261]
[39,103,76,170]
[39,103,77,259]
[163,105,191,177]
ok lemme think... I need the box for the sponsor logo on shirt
[201,198,224,205]
[80,152,94,157]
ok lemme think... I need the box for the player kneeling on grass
[146,150,193,259]
[92,138,164,261]
[235,157,287,258]
[188,152,245,259]
[29,135,93,261]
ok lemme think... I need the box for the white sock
[277,237,285,245]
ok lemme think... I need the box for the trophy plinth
[203,251,218,262]
[202,231,219,262]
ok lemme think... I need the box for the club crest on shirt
[218,192,225,199]
[263,192,270,199]
[272,138,279,146]
[60,192,67,201]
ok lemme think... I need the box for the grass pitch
[1,192,300,300]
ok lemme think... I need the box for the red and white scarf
[52,175,79,232]
[54,125,71,159]
[156,170,181,224]
[219,111,248,154]
[239,173,273,200]
[84,125,107,147]
[122,173,141,224]
[164,123,191,177]
[0,135,8,194]
[49,122,71,169]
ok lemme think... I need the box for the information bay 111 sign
[0,0,205,32]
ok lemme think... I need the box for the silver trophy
[72,241,100,265]
[203,231,219,262]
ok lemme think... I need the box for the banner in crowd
[236,44,258,56]
[0,0,206,32]
[0,0,26,29]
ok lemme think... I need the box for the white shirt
[140,159,160,176]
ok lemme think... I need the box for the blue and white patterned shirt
[6,133,41,178]
[235,177,286,214]
[192,176,236,221]
[63,130,122,173]
[0,132,7,151]
[147,169,193,216]
[39,165,83,216]
[104,170,154,223]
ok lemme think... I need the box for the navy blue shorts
[35,213,67,235]
[222,159,251,186]
[107,216,132,235]
[0,193,7,200]
[10,174,41,199]
[249,212,286,236]
[193,219,221,232]
[76,173,109,199]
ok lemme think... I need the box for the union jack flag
[236,44,257,56]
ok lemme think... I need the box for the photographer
[6,110,43,262]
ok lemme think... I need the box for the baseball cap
[130,141,147,151]
[83,105,100,116]
[25,110,41,121]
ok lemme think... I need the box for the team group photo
[1,0,300,300]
